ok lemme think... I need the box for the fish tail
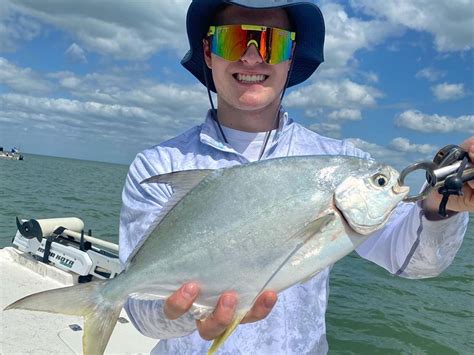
[207,312,246,355]
[4,280,125,355]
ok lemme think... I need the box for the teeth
[236,73,267,83]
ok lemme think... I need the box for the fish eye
[372,173,388,187]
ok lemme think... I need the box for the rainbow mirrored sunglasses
[207,24,296,65]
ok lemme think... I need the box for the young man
[120,1,473,353]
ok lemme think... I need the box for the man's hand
[164,282,277,340]
[423,136,474,220]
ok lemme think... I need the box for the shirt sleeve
[356,195,469,279]
[119,150,198,338]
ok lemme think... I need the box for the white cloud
[389,137,437,155]
[345,137,410,170]
[61,77,82,90]
[0,57,52,94]
[318,3,402,76]
[306,108,362,139]
[328,108,362,122]
[44,69,210,118]
[363,72,379,83]
[0,70,210,147]
[431,82,466,101]
[308,122,342,139]
[6,0,190,60]
[65,43,87,63]
[347,138,388,158]
[300,108,324,119]
[285,79,383,111]
[0,57,211,145]
[395,110,474,134]
[0,1,42,52]
[285,79,381,134]
[118,83,209,115]
[0,93,174,145]
[415,67,445,82]
[0,93,158,123]
[352,0,474,52]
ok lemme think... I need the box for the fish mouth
[392,182,410,196]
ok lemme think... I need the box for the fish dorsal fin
[140,169,214,228]
[125,169,214,265]
[140,170,214,226]
[141,169,214,192]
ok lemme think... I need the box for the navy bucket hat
[181,0,325,92]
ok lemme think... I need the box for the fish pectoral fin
[205,214,338,355]
[207,312,247,355]
[287,212,335,243]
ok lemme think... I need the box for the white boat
[0,147,24,160]
[0,217,157,354]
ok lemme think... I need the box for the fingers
[459,136,474,152]
[457,138,474,191]
[196,292,237,340]
[467,142,474,189]
[164,282,200,320]
[241,291,277,324]
[166,288,277,341]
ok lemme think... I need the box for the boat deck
[0,247,157,354]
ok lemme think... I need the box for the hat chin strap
[202,61,228,143]
[255,58,294,161]
[202,59,295,160]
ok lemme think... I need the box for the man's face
[204,6,293,113]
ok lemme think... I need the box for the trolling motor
[398,144,474,217]
[13,217,122,281]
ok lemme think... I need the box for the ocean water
[0,154,472,354]
[0,154,128,244]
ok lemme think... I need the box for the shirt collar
[199,107,291,152]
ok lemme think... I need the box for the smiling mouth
[233,73,268,84]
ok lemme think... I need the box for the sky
[0,0,473,179]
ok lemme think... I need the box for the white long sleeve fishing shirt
[119,109,468,354]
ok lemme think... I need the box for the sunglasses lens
[210,25,294,64]
[268,29,294,64]
[211,26,248,61]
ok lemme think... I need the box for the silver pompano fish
[5,156,409,355]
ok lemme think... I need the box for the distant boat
[0,147,24,160]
